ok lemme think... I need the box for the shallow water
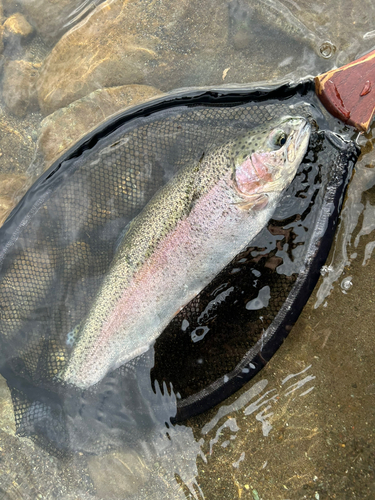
[0,0,375,498]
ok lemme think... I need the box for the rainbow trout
[62,116,311,388]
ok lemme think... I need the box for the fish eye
[269,129,288,149]
[274,131,287,147]
[277,133,287,146]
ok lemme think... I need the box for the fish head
[232,116,311,208]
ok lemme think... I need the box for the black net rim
[0,80,360,441]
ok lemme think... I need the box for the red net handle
[315,49,375,132]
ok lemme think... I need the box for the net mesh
[0,86,359,456]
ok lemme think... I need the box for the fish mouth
[295,120,312,150]
[285,119,311,164]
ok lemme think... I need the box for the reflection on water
[0,0,375,498]
[315,131,375,308]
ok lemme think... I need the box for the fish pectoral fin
[237,194,269,211]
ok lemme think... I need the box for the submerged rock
[2,0,91,43]
[2,59,40,117]
[0,173,28,226]
[36,0,330,116]
[0,171,28,197]
[37,84,163,170]
[228,0,320,52]
[0,110,38,175]
[0,428,95,498]
[3,12,34,41]
[0,195,12,225]
[0,375,15,433]
[87,449,150,499]
[36,0,232,114]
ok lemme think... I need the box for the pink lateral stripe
[89,180,230,360]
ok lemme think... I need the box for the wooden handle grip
[315,49,375,132]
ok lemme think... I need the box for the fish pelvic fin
[235,193,269,211]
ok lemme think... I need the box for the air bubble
[319,41,336,59]
[341,276,353,292]
[246,286,270,310]
[181,319,189,331]
[191,326,210,343]
[320,264,333,277]
[66,330,75,347]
